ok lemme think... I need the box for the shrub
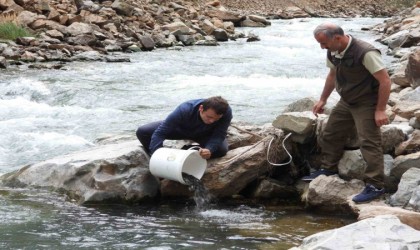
[0,22,32,40]
[0,13,32,40]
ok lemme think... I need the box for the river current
[0,18,391,249]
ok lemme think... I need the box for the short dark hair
[202,96,229,115]
[313,23,344,39]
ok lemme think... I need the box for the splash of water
[182,173,212,210]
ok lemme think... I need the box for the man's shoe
[352,184,385,203]
[301,169,338,182]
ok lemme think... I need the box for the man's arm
[372,68,391,127]
[313,68,336,116]
[149,107,183,154]
[203,108,232,155]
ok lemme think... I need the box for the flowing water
[182,173,212,210]
[0,18,392,249]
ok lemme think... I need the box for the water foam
[0,77,51,101]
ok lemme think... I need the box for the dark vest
[327,37,380,105]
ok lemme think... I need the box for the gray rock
[338,150,367,180]
[138,35,155,51]
[212,28,228,42]
[282,97,317,113]
[381,29,410,49]
[65,22,94,36]
[391,151,420,180]
[111,0,134,16]
[390,167,420,210]
[409,186,420,211]
[290,215,420,250]
[252,178,298,199]
[380,124,406,154]
[305,175,364,212]
[0,140,158,204]
[176,34,195,46]
[71,51,104,61]
[272,111,316,136]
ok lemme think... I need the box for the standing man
[302,23,391,203]
[136,96,232,159]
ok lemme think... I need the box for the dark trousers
[320,100,384,188]
[136,121,229,159]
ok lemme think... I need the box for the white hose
[266,132,293,166]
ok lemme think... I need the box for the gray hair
[313,23,344,39]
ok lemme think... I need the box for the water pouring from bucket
[149,147,207,185]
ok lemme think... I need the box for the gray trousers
[320,100,384,188]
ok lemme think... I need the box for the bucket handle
[187,146,201,151]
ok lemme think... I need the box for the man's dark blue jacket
[149,99,232,154]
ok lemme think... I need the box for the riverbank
[0,0,413,69]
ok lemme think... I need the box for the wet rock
[0,56,8,68]
[139,36,155,51]
[241,17,266,27]
[105,55,130,62]
[71,50,104,61]
[251,178,298,199]
[212,28,228,41]
[246,33,260,42]
[195,36,218,46]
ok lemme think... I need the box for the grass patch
[0,12,32,40]
[0,22,32,40]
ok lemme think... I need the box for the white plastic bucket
[149,147,207,184]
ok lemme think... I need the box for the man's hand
[312,100,326,117]
[199,148,211,159]
[375,110,389,127]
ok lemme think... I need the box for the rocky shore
[1,0,420,249]
[0,0,411,69]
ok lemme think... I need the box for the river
[0,17,391,249]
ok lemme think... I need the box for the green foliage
[0,22,32,41]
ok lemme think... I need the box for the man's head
[199,96,229,124]
[313,23,347,53]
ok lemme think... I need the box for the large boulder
[0,140,158,204]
